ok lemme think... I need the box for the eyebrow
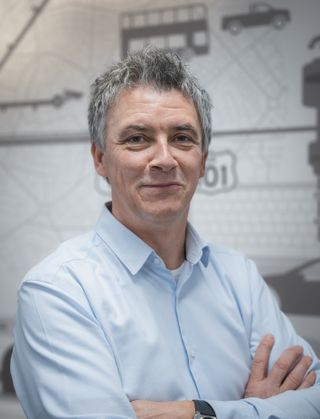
[174,124,199,137]
[122,123,199,135]
[122,125,148,133]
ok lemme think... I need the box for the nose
[149,139,178,172]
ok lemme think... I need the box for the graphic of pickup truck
[265,258,320,316]
[221,2,291,35]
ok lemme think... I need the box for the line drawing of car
[221,2,291,35]
[265,258,320,316]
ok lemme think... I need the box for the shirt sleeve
[206,258,320,419]
[11,278,136,419]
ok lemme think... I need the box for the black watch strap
[193,399,216,416]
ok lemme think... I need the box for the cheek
[185,155,206,179]
[106,154,146,184]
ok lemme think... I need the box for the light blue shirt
[12,204,320,419]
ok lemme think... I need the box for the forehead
[107,86,200,128]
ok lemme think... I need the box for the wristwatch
[193,400,217,419]
[193,413,216,419]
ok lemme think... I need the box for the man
[11,48,320,419]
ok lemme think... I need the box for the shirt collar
[95,203,210,275]
[185,222,210,267]
[95,203,154,275]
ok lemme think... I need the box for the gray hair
[88,47,212,152]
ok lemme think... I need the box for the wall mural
[118,1,320,319]
[0,0,319,403]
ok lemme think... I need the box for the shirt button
[190,350,196,359]
[153,257,160,265]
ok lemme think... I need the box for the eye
[123,135,150,150]
[174,135,195,145]
[127,136,146,144]
[176,135,190,141]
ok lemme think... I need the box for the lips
[143,183,181,188]
[140,182,183,189]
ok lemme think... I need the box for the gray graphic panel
[121,4,210,58]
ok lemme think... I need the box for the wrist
[163,400,195,419]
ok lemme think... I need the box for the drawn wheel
[227,19,242,35]
[272,14,287,29]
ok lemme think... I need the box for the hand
[244,334,316,399]
[131,400,195,419]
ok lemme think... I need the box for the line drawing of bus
[120,4,210,60]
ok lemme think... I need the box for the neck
[111,205,188,269]
[138,221,187,270]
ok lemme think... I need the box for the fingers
[250,334,275,380]
[246,336,316,399]
[269,345,303,386]
[280,355,313,391]
[298,370,317,390]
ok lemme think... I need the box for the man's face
[92,86,207,230]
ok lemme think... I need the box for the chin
[141,201,188,222]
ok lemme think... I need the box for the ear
[200,152,208,177]
[91,143,109,178]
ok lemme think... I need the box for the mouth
[139,183,184,194]
[141,183,182,189]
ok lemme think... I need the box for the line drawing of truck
[221,2,291,35]
[120,3,209,59]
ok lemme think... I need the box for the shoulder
[205,244,269,322]
[207,243,249,268]
[17,230,114,317]
[206,243,261,288]
[21,230,101,287]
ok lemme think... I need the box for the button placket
[174,290,201,397]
